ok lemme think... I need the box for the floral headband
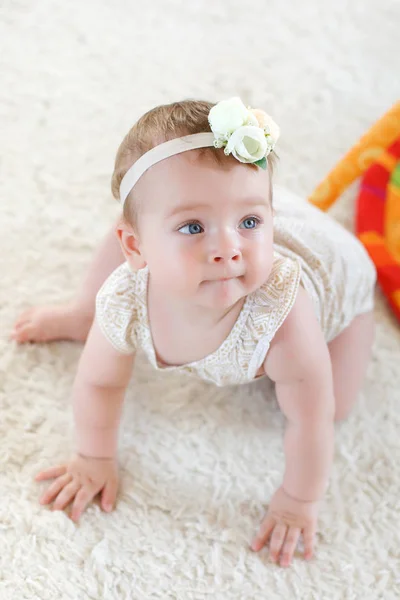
[119,97,280,207]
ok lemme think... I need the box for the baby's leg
[328,312,375,422]
[11,222,124,343]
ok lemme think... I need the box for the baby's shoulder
[98,262,147,297]
[97,263,147,307]
[264,284,328,382]
[94,263,147,354]
[252,255,301,313]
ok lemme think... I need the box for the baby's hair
[111,99,277,224]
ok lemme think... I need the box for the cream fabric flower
[225,125,268,163]
[250,109,280,145]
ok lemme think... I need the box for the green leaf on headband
[254,157,267,170]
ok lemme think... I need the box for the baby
[12,97,376,568]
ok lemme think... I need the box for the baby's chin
[197,276,252,310]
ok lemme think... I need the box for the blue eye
[178,222,204,235]
[239,217,260,230]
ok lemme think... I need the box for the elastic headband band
[119,132,215,208]
[118,97,280,207]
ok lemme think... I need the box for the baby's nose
[208,246,242,263]
[207,229,242,263]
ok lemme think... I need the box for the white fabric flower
[224,125,268,163]
[207,97,279,167]
[208,97,249,142]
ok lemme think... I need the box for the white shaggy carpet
[1,1,400,598]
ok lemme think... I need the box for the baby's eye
[178,222,204,235]
[239,217,260,230]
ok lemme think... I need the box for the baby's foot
[10,303,93,344]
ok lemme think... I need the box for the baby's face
[134,151,274,310]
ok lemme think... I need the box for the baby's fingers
[101,478,118,513]
[280,526,301,567]
[303,526,316,560]
[269,523,288,563]
[52,480,81,512]
[35,465,67,482]
[251,514,275,552]
[70,486,97,523]
[39,473,72,505]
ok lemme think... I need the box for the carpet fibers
[1,1,399,598]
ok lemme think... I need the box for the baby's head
[111,98,279,311]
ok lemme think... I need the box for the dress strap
[246,256,301,378]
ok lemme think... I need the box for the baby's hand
[250,486,319,567]
[35,454,119,522]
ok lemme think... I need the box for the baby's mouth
[204,274,244,284]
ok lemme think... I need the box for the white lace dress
[95,186,376,387]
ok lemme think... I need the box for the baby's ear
[115,219,147,270]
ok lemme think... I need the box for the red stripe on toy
[378,264,400,294]
[356,188,385,235]
[362,163,390,190]
[388,139,400,159]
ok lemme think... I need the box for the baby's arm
[35,320,135,520]
[251,285,335,565]
[73,320,134,458]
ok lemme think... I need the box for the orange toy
[308,101,400,322]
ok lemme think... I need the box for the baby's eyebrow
[169,196,269,214]
[167,203,210,218]
[241,195,268,204]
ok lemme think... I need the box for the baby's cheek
[178,254,202,281]
[175,243,202,267]
[253,245,273,277]
[160,250,200,290]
